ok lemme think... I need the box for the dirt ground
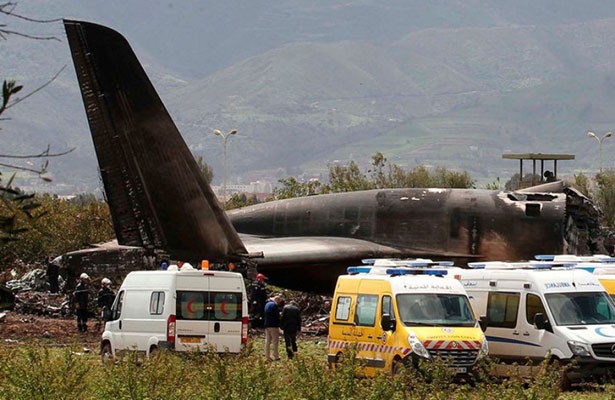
[0,311,101,347]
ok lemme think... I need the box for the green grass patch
[2,341,614,399]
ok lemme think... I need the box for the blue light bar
[529,263,558,269]
[535,255,555,261]
[437,261,455,267]
[385,268,448,276]
[468,263,486,269]
[347,267,372,274]
[599,257,615,263]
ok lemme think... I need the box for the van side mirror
[533,313,547,330]
[479,316,488,332]
[102,306,112,322]
[381,314,395,331]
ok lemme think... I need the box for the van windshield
[545,292,615,326]
[396,294,476,327]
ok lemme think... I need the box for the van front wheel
[392,357,407,376]
[101,342,113,364]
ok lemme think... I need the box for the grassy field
[0,337,614,399]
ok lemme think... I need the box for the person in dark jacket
[250,274,268,328]
[97,278,115,322]
[280,300,301,359]
[73,273,90,332]
[264,296,282,360]
[46,256,60,293]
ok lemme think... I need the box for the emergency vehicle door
[485,291,522,362]
[208,277,243,353]
[354,293,382,369]
[517,292,550,360]
[108,290,125,352]
[176,276,211,351]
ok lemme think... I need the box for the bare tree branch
[0,161,48,174]
[0,2,60,41]
[0,145,75,159]
[5,65,66,110]
[0,2,62,23]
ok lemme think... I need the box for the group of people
[250,273,303,360]
[48,270,115,333]
[264,296,302,360]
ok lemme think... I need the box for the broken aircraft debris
[62,20,610,293]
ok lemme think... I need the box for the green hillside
[5,2,615,192]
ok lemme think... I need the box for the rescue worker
[46,256,60,293]
[73,273,90,332]
[280,300,301,359]
[97,278,115,322]
[250,273,268,328]
[264,295,282,361]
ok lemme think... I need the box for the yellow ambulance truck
[328,260,488,377]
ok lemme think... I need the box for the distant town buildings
[211,180,273,201]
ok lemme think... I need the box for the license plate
[449,367,467,374]
[181,336,202,343]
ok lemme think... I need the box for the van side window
[381,295,392,317]
[355,294,378,327]
[111,291,124,320]
[211,292,242,321]
[177,291,206,320]
[335,296,352,321]
[149,291,165,315]
[526,294,546,324]
[487,292,520,328]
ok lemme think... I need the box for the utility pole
[214,129,237,203]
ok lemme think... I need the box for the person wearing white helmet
[73,273,91,332]
[97,278,115,326]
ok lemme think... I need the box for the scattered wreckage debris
[267,287,331,335]
[14,292,71,317]
[5,268,63,292]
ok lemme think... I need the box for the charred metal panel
[64,20,247,262]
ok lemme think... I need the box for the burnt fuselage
[228,188,565,291]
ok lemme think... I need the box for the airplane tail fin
[64,20,248,262]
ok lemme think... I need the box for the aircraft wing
[240,235,405,265]
[64,20,247,262]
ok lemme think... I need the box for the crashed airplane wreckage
[61,20,610,293]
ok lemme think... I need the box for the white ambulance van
[101,264,248,360]
[457,262,615,383]
[328,259,488,377]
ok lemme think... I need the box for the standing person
[280,300,301,359]
[73,273,90,332]
[46,256,60,293]
[250,274,268,328]
[264,296,282,361]
[97,278,115,324]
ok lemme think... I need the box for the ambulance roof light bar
[535,254,615,263]
[385,268,448,276]
[347,266,448,276]
[468,261,575,270]
[362,258,454,267]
